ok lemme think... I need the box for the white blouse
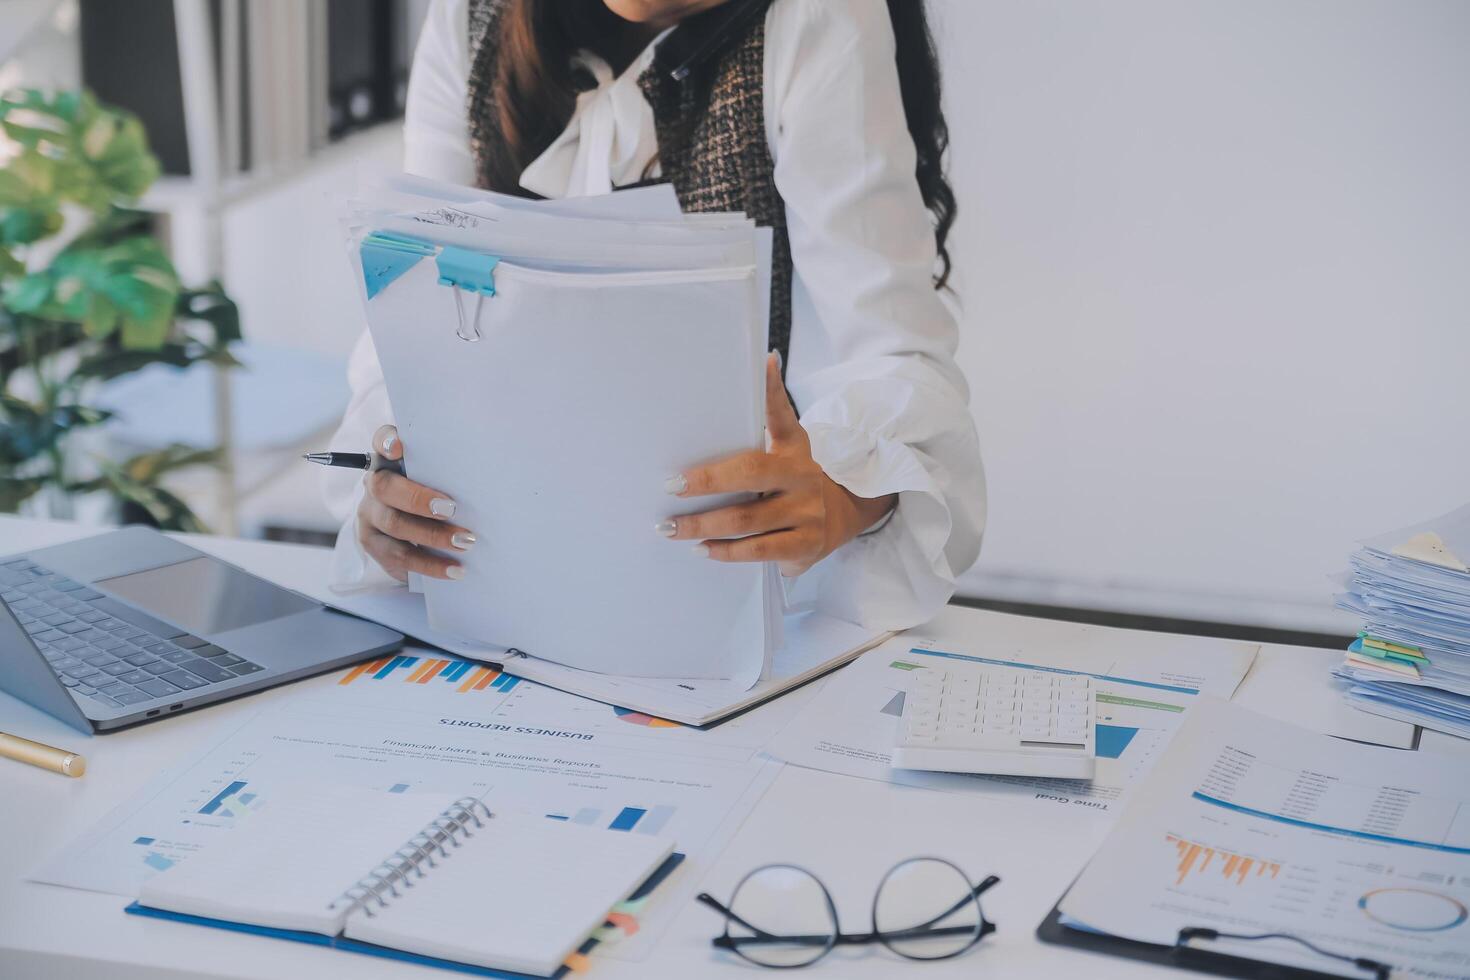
[323,0,986,632]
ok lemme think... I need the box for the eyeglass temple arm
[697,892,791,943]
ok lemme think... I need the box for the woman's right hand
[356,424,476,582]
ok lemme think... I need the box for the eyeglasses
[697,858,1000,969]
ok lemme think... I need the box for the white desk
[2,516,1465,980]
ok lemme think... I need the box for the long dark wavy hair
[481,0,956,289]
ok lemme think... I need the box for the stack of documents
[337,175,887,721]
[346,175,777,684]
[1333,503,1470,738]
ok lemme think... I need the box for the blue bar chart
[609,807,646,831]
[552,804,678,834]
[1096,724,1139,759]
[198,780,249,816]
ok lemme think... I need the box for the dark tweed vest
[464,0,794,362]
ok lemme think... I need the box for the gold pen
[0,730,86,777]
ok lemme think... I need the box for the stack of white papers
[1333,503,1470,738]
[337,175,888,717]
[345,175,781,685]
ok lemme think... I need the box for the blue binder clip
[435,247,499,342]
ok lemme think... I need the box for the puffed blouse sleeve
[766,0,987,629]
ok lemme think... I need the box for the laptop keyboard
[0,558,264,711]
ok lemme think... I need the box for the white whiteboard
[931,0,1470,630]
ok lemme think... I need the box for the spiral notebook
[129,785,678,978]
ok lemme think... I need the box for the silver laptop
[0,526,403,733]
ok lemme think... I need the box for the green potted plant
[0,88,239,531]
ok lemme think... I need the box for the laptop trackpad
[96,556,316,636]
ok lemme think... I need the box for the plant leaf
[91,454,211,533]
[177,282,243,349]
[0,477,44,511]
[118,443,220,483]
[2,272,51,312]
[0,395,112,459]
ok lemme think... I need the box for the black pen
[302,452,404,475]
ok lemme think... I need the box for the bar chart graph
[1167,833,1280,886]
[1095,724,1138,759]
[197,780,259,817]
[544,804,678,835]
[337,655,522,694]
[132,837,176,872]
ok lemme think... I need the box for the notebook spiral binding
[328,797,493,919]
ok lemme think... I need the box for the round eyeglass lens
[726,864,838,968]
[873,858,984,960]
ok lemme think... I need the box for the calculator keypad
[896,663,1096,776]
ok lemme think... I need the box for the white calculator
[891,663,1096,779]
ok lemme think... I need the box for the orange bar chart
[335,656,520,693]
[414,660,450,684]
[1167,834,1279,886]
[339,657,393,685]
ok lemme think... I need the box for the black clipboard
[1035,900,1384,980]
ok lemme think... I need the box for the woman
[324,0,985,631]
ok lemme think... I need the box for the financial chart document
[765,630,1257,816]
[31,653,811,960]
[1061,698,1470,978]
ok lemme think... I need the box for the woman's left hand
[660,353,896,577]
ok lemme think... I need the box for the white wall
[217,2,1470,629]
[931,0,1470,630]
[221,126,404,359]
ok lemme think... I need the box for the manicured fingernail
[445,565,465,580]
[430,498,456,518]
[770,348,783,372]
[692,543,710,558]
[655,520,677,538]
[382,433,396,453]
[451,531,477,551]
[664,474,687,495]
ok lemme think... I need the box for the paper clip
[435,247,499,343]
[449,289,486,343]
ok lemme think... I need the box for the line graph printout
[1061,699,1470,978]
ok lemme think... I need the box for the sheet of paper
[508,611,887,724]
[368,255,768,680]
[764,630,1258,816]
[290,648,827,763]
[31,664,784,960]
[313,583,884,725]
[1231,645,1418,749]
[381,172,685,220]
[1060,698,1470,978]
